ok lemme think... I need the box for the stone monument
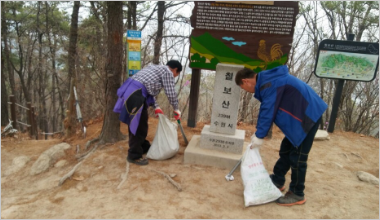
[184,64,249,170]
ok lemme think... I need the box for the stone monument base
[200,125,245,154]
[184,135,249,170]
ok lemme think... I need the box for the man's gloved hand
[250,134,263,149]
[154,107,164,117]
[173,109,181,120]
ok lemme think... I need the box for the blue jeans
[271,118,321,197]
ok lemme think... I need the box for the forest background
[1,1,379,143]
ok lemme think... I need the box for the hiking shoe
[270,174,285,191]
[127,157,149,166]
[276,191,306,206]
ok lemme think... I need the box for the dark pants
[272,118,321,197]
[127,103,151,160]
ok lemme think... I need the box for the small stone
[357,171,379,185]
[54,160,68,168]
[73,175,85,181]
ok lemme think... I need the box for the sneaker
[276,191,306,206]
[127,157,149,166]
[270,174,285,191]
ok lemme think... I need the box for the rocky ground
[1,117,379,219]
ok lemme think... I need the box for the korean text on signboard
[189,1,299,72]
[126,30,142,76]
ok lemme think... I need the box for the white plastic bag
[241,144,283,207]
[147,114,179,160]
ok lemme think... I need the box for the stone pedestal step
[200,125,245,155]
[184,135,249,171]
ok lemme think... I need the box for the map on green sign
[315,50,378,81]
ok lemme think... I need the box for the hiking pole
[73,86,86,138]
[225,158,242,181]
[177,119,189,145]
[225,143,251,181]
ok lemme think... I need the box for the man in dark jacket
[235,65,328,206]
[113,60,182,165]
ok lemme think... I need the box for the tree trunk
[131,2,137,30]
[10,4,31,104]
[1,2,16,100]
[46,2,57,132]
[97,1,124,144]
[153,1,165,64]
[55,73,65,131]
[1,50,9,126]
[65,1,80,138]
[36,2,48,138]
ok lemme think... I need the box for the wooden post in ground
[27,102,33,137]
[9,95,17,130]
[187,69,201,128]
[31,106,38,140]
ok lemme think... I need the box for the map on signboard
[314,39,379,82]
[315,51,378,81]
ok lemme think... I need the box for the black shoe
[142,140,151,154]
[127,157,149,166]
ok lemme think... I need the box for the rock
[30,154,51,175]
[356,171,379,185]
[314,129,330,141]
[12,156,30,167]
[54,160,68,168]
[30,143,71,175]
[5,156,31,175]
[44,143,71,160]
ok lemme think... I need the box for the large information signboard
[189,1,299,72]
[126,30,142,76]
[314,39,379,82]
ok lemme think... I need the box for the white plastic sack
[241,144,283,207]
[147,114,179,160]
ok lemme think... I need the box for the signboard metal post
[327,34,354,132]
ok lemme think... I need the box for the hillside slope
[1,117,379,218]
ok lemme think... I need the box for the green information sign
[314,39,379,82]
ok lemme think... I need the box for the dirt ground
[1,117,379,219]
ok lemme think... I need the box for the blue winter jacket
[254,65,328,147]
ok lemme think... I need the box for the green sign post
[314,34,379,132]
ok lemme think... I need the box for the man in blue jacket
[235,65,328,206]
